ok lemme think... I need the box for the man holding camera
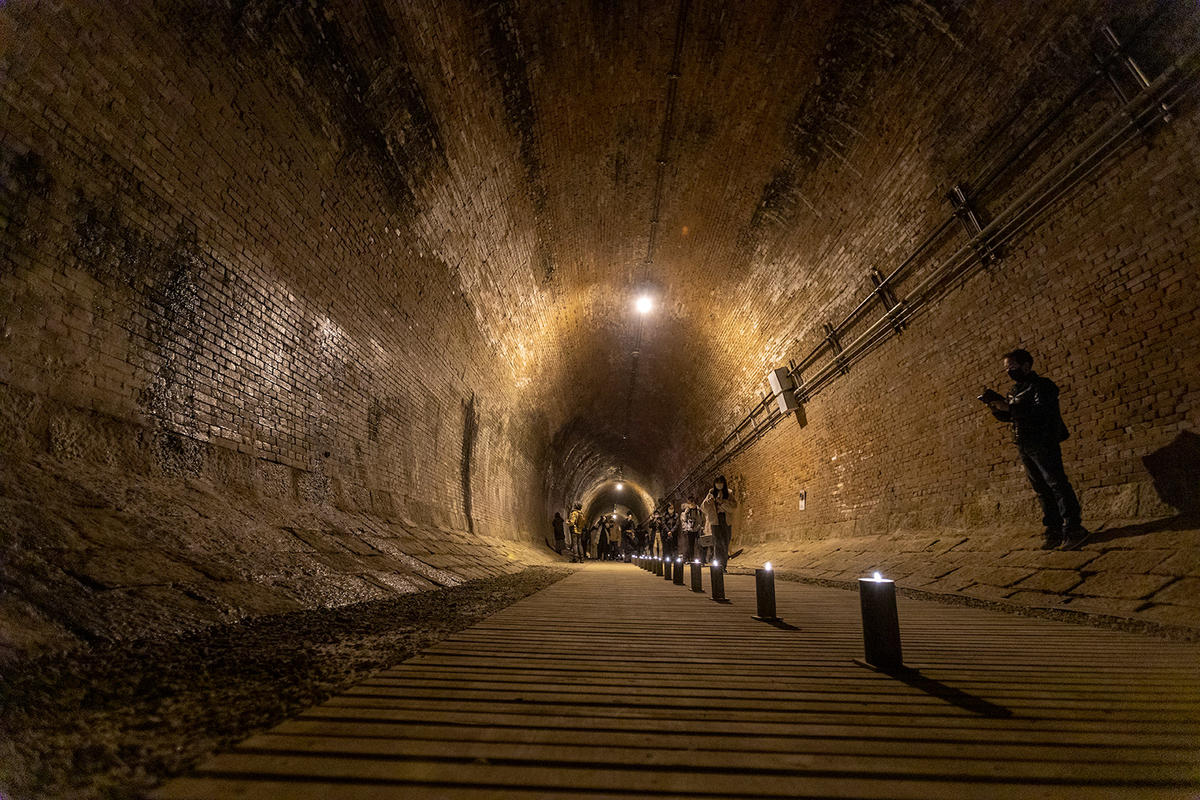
[984,349,1089,551]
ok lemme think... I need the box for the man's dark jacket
[992,371,1070,446]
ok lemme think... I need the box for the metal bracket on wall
[948,185,995,267]
[1096,25,1171,125]
[788,359,807,403]
[823,323,849,375]
[869,268,904,335]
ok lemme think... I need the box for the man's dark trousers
[1017,440,1081,530]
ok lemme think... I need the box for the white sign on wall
[798,490,806,511]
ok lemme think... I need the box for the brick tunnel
[2,1,1199,797]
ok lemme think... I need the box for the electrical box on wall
[767,367,801,416]
[798,490,806,511]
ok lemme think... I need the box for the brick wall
[688,1,1199,544]
[0,1,559,540]
[674,2,1200,626]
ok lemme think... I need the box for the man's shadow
[1090,513,1199,546]
[1090,430,1200,545]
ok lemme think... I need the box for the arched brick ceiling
[157,0,858,510]
[35,0,1124,514]
[320,0,848,508]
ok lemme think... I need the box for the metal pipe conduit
[793,55,1191,408]
[668,46,1197,500]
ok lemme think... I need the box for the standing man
[986,348,1089,550]
[567,502,585,563]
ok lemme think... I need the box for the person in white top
[700,475,737,566]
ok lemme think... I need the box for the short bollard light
[656,557,663,576]
[710,560,726,601]
[663,556,673,581]
[753,562,777,620]
[856,571,905,672]
[624,552,632,563]
[690,559,704,592]
[673,557,686,585]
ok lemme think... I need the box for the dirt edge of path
[0,565,573,800]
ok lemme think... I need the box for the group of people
[551,503,627,562]
[552,476,740,565]
[551,348,1086,566]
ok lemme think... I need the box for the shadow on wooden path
[158,561,1200,798]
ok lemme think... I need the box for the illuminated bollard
[710,560,726,601]
[663,557,673,581]
[858,572,904,671]
[673,557,685,585]
[624,552,631,563]
[753,563,777,620]
[655,557,663,576]
[690,560,703,592]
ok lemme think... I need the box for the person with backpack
[567,502,585,563]
[678,496,704,562]
[620,517,634,558]
[701,475,738,566]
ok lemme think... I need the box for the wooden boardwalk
[158,561,1200,799]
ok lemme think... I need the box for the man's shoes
[1059,525,1092,551]
[1040,528,1063,550]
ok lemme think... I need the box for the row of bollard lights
[630,554,905,673]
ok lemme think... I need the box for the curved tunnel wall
[660,2,1200,624]
[1,0,1199,655]
[0,0,572,655]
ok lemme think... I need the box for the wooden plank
[156,563,1200,799]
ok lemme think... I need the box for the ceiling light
[635,295,653,314]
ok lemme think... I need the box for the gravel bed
[0,565,571,799]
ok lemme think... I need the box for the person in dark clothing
[551,512,566,554]
[582,520,595,560]
[662,501,680,560]
[987,349,1089,550]
[597,515,611,560]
